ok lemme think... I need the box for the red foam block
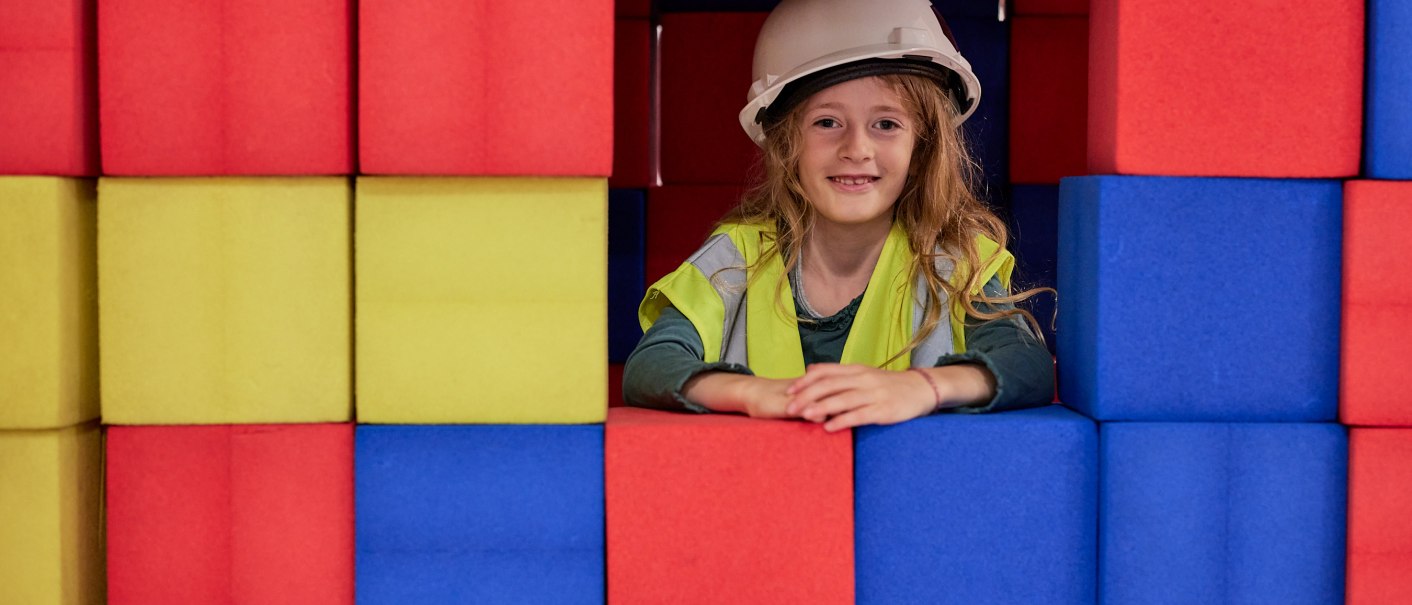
[645,185,744,284]
[612,19,653,188]
[1347,429,1412,604]
[1088,0,1362,177]
[617,0,650,19]
[606,408,854,604]
[99,0,351,175]
[1341,181,1412,426]
[659,13,766,186]
[106,424,353,605]
[0,0,96,175]
[360,1,612,176]
[1010,16,1087,184]
[1012,0,1088,15]
[609,362,626,407]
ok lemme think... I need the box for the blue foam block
[609,189,646,362]
[855,406,1097,604]
[1056,176,1342,421]
[1101,423,1347,605]
[1366,0,1412,178]
[1009,185,1059,353]
[355,425,604,605]
[950,16,1009,205]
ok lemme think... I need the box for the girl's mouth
[828,176,879,186]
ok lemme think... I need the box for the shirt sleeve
[622,304,752,413]
[931,276,1056,414]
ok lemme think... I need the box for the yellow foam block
[356,177,607,424]
[0,178,98,429]
[99,178,351,424]
[0,424,104,605]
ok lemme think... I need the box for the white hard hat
[739,0,982,147]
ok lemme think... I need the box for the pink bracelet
[908,368,944,412]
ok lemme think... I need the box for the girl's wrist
[907,367,945,413]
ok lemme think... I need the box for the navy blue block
[356,425,604,605]
[951,16,1009,205]
[609,189,647,362]
[855,406,1097,604]
[1101,423,1347,605]
[1366,0,1412,178]
[1056,176,1342,421]
[1009,184,1058,353]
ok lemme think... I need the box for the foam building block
[1101,422,1347,604]
[608,363,625,407]
[1010,16,1086,184]
[1013,0,1088,15]
[360,1,611,176]
[655,1,1005,18]
[606,408,853,604]
[1342,181,1412,426]
[356,177,607,424]
[0,424,103,605]
[99,177,351,425]
[106,424,353,605]
[0,0,97,175]
[0,178,96,429]
[357,425,603,604]
[1008,185,1058,353]
[659,12,766,186]
[950,15,1009,201]
[99,0,350,175]
[617,0,649,18]
[645,185,744,284]
[855,406,1096,604]
[1347,429,1412,603]
[1088,0,1362,177]
[610,189,647,362]
[612,19,653,188]
[1057,176,1342,421]
[1366,0,1412,178]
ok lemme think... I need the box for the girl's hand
[786,363,996,432]
[681,372,797,419]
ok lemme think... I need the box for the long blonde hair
[722,73,1050,360]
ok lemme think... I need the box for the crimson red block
[360,1,612,176]
[645,185,744,284]
[612,19,653,188]
[1347,429,1412,604]
[1010,16,1087,184]
[1088,0,1362,177]
[659,13,766,186]
[1341,181,1412,426]
[606,408,853,604]
[0,0,96,175]
[609,363,626,407]
[99,0,351,175]
[106,424,353,605]
[1013,0,1088,15]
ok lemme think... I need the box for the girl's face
[796,76,917,233]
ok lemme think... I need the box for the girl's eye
[813,118,839,128]
[876,119,902,131]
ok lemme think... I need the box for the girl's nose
[839,126,873,162]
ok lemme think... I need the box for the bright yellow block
[99,178,351,424]
[0,178,98,429]
[357,177,607,424]
[0,424,104,605]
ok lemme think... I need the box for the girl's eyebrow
[807,102,908,114]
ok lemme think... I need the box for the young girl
[624,0,1053,431]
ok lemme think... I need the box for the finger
[823,405,879,432]
[788,363,866,394]
[789,375,863,416]
[799,389,871,423]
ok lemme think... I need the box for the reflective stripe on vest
[640,222,1013,379]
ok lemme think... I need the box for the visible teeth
[830,176,875,186]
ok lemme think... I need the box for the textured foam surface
[1057,176,1342,421]
[1088,0,1362,177]
[106,424,353,605]
[1008,185,1058,354]
[1013,0,1088,15]
[0,178,97,429]
[1342,181,1412,426]
[950,15,1009,201]
[1010,16,1086,184]
[1101,423,1347,604]
[606,408,853,604]
[1347,428,1412,604]
[659,12,766,186]
[617,0,649,17]
[645,185,744,284]
[0,0,97,175]
[99,177,351,425]
[99,0,351,175]
[609,189,646,362]
[1366,0,1412,178]
[0,424,102,605]
[608,363,625,407]
[356,425,603,605]
[855,406,1096,604]
[612,19,653,188]
[356,177,607,424]
[360,1,611,176]
[657,0,1004,16]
